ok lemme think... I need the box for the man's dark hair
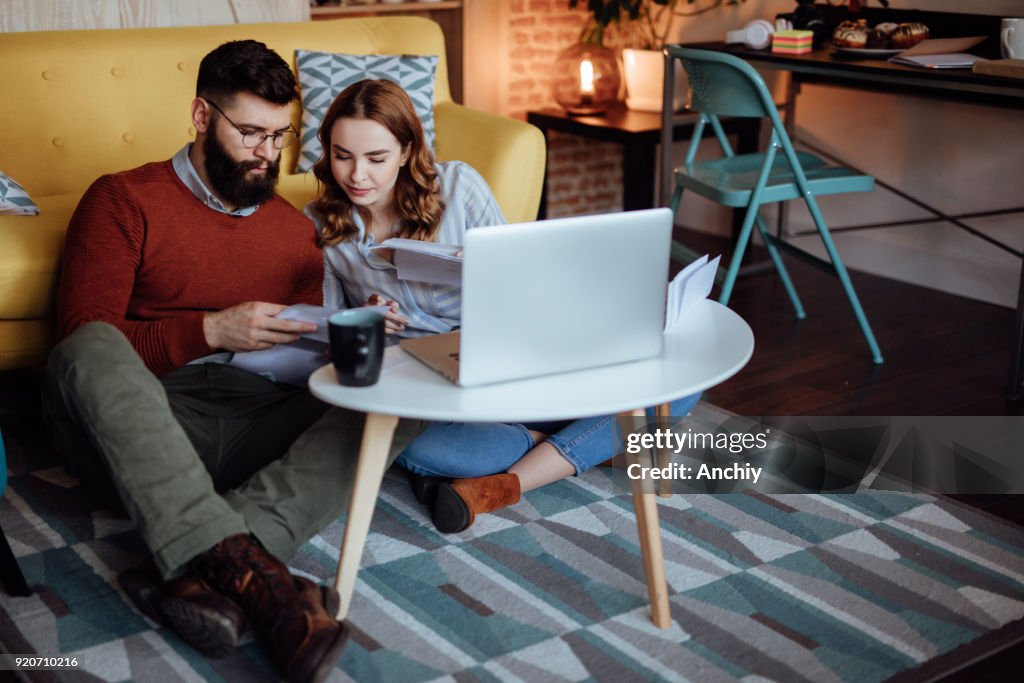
[196,40,297,105]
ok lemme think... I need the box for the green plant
[570,0,746,49]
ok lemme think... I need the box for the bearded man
[42,40,423,683]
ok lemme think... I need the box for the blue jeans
[396,393,701,478]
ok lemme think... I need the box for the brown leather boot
[118,560,245,658]
[191,534,348,683]
[285,576,351,682]
[432,473,521,533]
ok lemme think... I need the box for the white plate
[833,46,903,57]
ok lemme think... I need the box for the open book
[371,238,463,286]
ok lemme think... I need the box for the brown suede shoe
[432,472,522,533]
[118,561,245,658]
[191,534,348,683]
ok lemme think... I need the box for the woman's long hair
[310,79,443,246]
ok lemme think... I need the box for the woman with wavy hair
[308,79,699,534]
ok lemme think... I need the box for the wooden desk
[663,39,1024,398]
[527,104,760,219]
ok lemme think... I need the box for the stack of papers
[664,254,720,334]
[373,238,463,286]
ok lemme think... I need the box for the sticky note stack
[772,30,813,55]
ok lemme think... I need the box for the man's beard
[203,121,280,209]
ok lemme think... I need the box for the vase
[622,48,687,113]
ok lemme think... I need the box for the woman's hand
[365,293,408,334]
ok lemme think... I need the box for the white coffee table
[309,298,753,628]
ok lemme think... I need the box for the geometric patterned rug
[2,418,1024,681]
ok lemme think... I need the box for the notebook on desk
[400,208,673,387]
[888,36,987,69]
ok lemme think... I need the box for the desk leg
[623,142,657,211]
[333,412,399,620]
[619,409,671,629]
[1009,260,1024,400]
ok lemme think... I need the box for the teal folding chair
[666,46,883,364]
[1,428,32,596]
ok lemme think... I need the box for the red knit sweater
[57,160,322,376]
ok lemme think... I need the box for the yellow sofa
[0,17,545,370]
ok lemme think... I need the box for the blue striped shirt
[310,161,506,337]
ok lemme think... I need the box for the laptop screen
[455,208,672,387]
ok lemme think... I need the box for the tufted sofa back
[0,17,452,200]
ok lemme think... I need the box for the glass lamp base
[552,43,621,118]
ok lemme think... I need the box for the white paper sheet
[372,238,463,286]
[664,254,721,334]
[393,249,463,286]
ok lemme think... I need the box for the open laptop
[399,208,673,387]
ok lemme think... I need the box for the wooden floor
[674,227,1023,417]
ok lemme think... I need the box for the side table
[309,299,754,628]
[526,104,761,219]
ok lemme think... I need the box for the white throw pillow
[0,171,40,216]
[295,50,438,174]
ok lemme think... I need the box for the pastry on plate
[891,22,929,49]
[833,20,868,49]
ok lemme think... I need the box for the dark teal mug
[328,310,385,387]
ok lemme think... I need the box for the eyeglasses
[205,99,298,150]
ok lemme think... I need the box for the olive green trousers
[43,322,424,578]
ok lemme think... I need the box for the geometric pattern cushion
[0,171,40,216]
[294,50,438,173]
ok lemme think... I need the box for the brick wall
[506,0,625,218]
[498,0,777,222]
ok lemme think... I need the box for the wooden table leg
[655,402,672,499]
[333,412,399,620]
[618,409,671,629]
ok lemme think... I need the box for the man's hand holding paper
[229,302,393,384]
[203,301,317,352]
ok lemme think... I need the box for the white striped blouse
[311,161,506,337]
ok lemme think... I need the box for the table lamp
[552,43,620,116]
